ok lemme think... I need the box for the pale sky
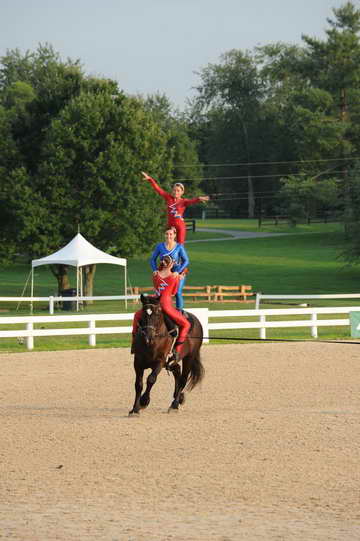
[0,0,357,109]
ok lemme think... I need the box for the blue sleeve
[150,244,161,271]
[177,245,189,273]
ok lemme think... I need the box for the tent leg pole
[76,267,79,312]
[125,266,127,310]
[80,267,83,310]
[30,268,34,314]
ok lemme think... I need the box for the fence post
[259,314,266,339]
[49,296,54,314]
[255,292,261,310]
[88,319,96,346]
[26,322,34,350]
[311,313,318,338]
[190,308,209,344]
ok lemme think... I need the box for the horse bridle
[139,303,168,339]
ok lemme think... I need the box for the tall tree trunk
[247,168,255,218]
[50,265,70,294]
[340,87,349,234]
[340,87,347,121]
[242,122,255,218]
[83,264,97,305]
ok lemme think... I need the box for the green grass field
[0,220,358,352]
[196,218,344,234]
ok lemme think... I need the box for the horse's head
[139,294,164,346]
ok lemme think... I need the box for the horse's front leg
[140,362,163,409]
[169,359,190,412]
[129,361,144,416]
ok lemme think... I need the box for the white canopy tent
[31,233,127,310]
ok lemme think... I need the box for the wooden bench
[182,285,212,302]
[128,285,253,303]
[213,285,253,303]
[129,285,213,302]
[129,286,153,303]
[258,215,289,227]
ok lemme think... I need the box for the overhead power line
[178,169,348,183]
[174,156,360,168]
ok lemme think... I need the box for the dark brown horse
[129,294,204,415]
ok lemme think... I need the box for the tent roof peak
[31,233,127,268]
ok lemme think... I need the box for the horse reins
[185,335,360,345]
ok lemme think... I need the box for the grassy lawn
[196,218,344,234]
[0,222,359,352]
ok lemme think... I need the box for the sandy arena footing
[0,342,359,540]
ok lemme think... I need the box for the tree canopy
[2,2,360,268]
[0,45,203,267]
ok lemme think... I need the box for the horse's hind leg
[169,360,190,411]
[140,364,162,409]
[170,363,183,405]
[129,363,144,416]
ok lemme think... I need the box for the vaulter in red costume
[141,172,209,244]
[132,256,191,360]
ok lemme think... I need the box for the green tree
[0,45,180,299]
[143,93,203,195]
[190,49,269,217]
[302,2,360,123]
[36,88,173,293]
[277,173,340,226]
[340,161,360,262]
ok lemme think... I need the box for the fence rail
[255,293,360,309]
[0,306,359,350]
[0,295,139,314]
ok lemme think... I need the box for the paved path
[187,227,289,243]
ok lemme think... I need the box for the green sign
[350,312,360,338]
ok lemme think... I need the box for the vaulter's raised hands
[141,171,152,181]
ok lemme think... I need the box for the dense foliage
[2,3,360,267]
[0,45,203,267]
[188,1,360,229]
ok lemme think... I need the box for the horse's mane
[140,294,160,307]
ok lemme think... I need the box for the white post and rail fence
[3,292,360,314]
[1,305,360,350]
[255,292,360,309]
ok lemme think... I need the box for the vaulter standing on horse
[141,172,209,244]
[131,255,190,363]
[150,226,189,311]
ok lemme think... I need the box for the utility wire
[174,156,360,168]
[178,170,347,183]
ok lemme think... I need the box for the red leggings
[132,300,190,353]
[168,220,186,244]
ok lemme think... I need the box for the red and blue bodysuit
[150,242,189,310]
[132,272,190,355]
[146,175,202,244]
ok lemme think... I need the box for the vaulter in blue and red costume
[150,227,189,311]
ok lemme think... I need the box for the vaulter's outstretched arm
[141,171,168,199]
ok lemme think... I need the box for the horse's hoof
[168,405,179,413]
[140,396,150,409]
[128,410,140,417]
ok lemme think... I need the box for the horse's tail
[186,317,205,391]
[186,348,205,391]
